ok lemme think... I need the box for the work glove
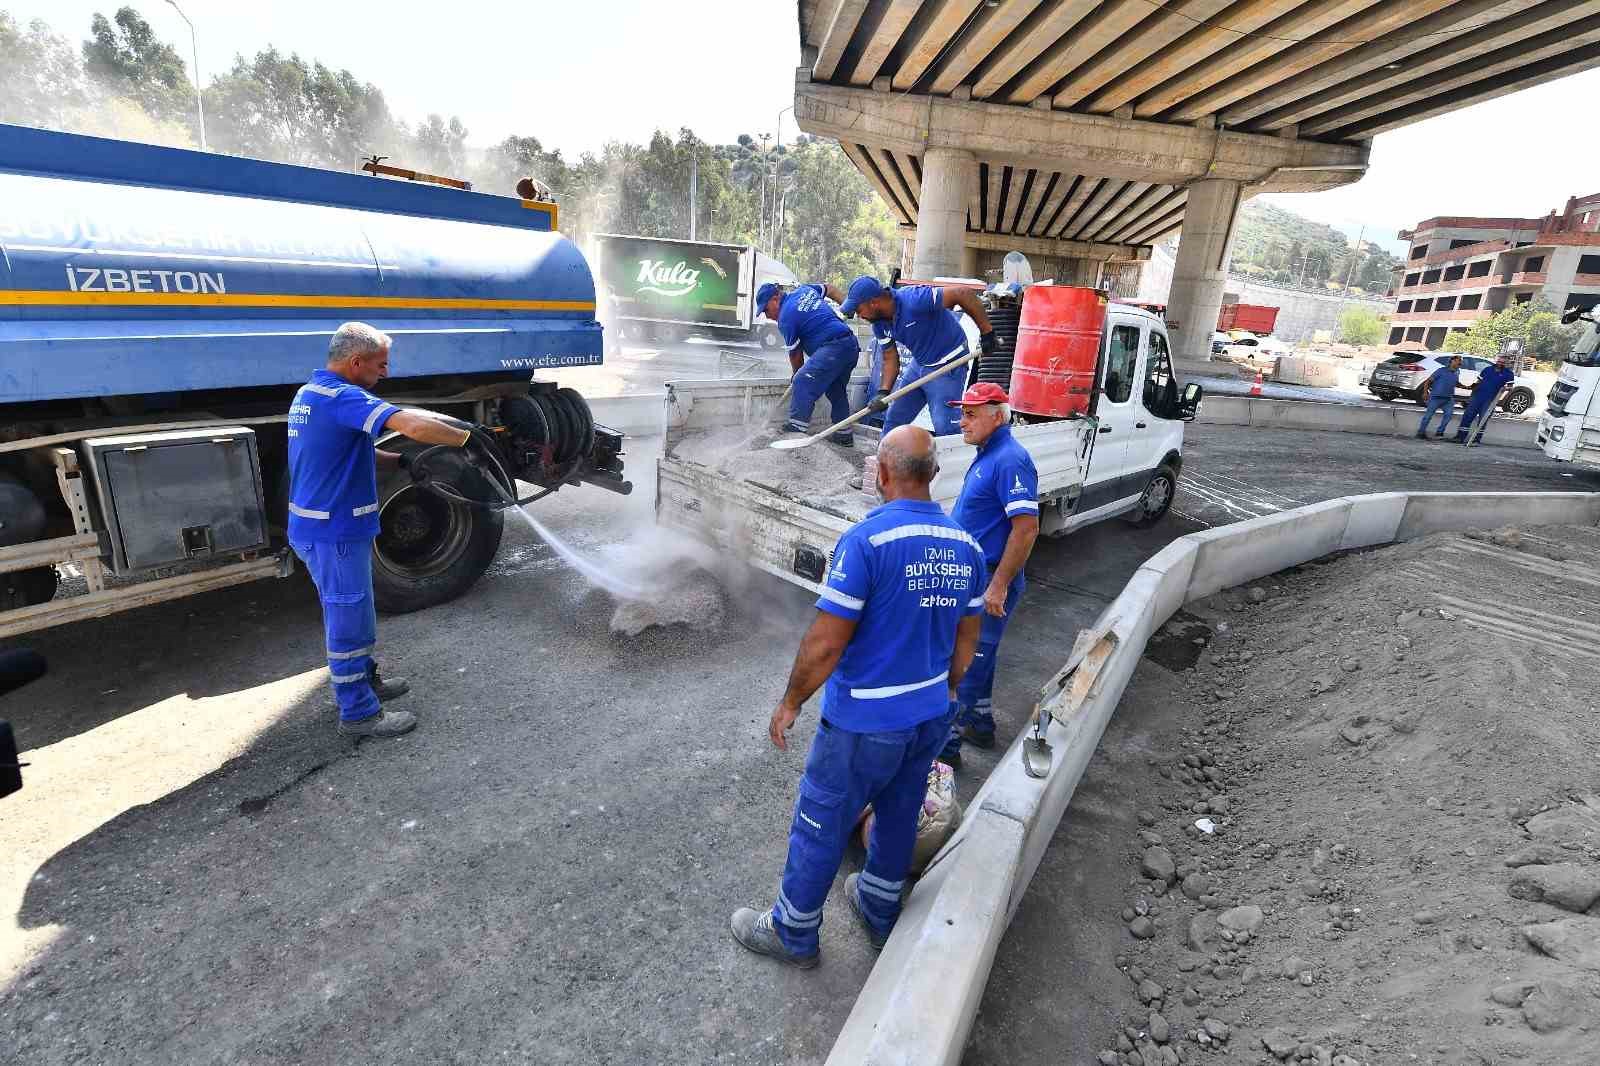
[979,331,999,357]
[867,390,891,414]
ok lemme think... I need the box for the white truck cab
[1538,309,1600,468]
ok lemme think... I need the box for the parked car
[1366,352,1537,414]
[1225,335,1290,359]
[1211,331,1231,355]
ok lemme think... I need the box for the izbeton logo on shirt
[904,545,974,609]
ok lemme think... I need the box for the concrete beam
[1002,0,1151,105]
[1060,178,1122,242]
[812,0,869,82]
[1103,188,1187,245]
[889,150,923,217]
[971,0,1097,101]
[902,225,1153,263]
[1127,208,1186,247]
[927,0,1047,95]
[840,141,914,224]
[1048,177,1104,239]
[1051,0,1234,110]
[1168,0,1459,123]
[846,0,922,87]
[796,80,1369,187]
[1007,169,1046,234]
[891,0,984,90]
[984,161,1005,232]
[1083,182,1171,243]
[1023,173,1074,238]
[912,147,978,279]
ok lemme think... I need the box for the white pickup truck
[655,301,1201,591]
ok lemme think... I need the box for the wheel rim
[1142,474,1173,517]
[376,485,471,579]
[1507,394,1530,414]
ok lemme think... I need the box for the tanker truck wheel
[371,445,504,614]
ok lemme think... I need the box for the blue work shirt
[779,284,854,357]
[815,499,987,732]
[1472,364,1515,399]
[287,369,400,542]
[952,425,1040,567]
[871,286,970,368]
[1427,365,1460,397]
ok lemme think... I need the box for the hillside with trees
[0,5,900,285]
[1232,200,1400,296]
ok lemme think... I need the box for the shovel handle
[772,349,980,450]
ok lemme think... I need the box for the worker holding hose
[839,275,998,438]
[732,426,985,967]
[287,322,474,739]
[755,281,860,446]
[938,383,1040,769]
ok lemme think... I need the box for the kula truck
[0,124,628,638]
[655,284,1202,592]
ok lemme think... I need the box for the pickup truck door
[1077,317,1144,517]
[1129,327,1184,485]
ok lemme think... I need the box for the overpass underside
[794,0,1600,359]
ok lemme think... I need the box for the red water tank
[1008,285,1108,419]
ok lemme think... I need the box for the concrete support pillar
[960,244,978,279]
[1166,178,1243,367]
[911,147,976,281]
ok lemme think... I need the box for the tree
[81,6,192,125]
[411,113,470,176]
[1338,304,1387,346]
[1441,297,1581,365]
[0,12,90,127]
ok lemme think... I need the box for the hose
[405,428,552,512]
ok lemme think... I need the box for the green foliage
[0,12,90,127]
[81,6,192,124]
[204,48,402,167]
[1232,201,1400,295]
[1440,297,1581,363]
[1338,304,1387,346]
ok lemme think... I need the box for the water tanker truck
[0,124,628,637]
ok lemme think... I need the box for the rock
[1141,847,1177,884]
[1181,986,1201,1007]
[1411,909,1445,925]
[1504,843,1574,868]
[1098,1053,1118,1066]
[1522,918,1600,972]
[1261,1031,1298,1060]
[1148,1012,1170,1043]
[1137,809,1158,826]
[1207,795,1231,815]
[1338,725,1367,746]
[1187,912,1218,952]
[1281,955,1313,981]
[1202,1018,1230,1043]
[1522,981,1596,1033]
[1247,587,1268,603]
[1524,798,1600,848]
[1159,1047,1178,1066]
[1138,977,1164,1004]
[1489,981,1538,1008]
[1181,873,1211,901]
[1129,916,1156,940]
[1138,830,1164,847]
[1331,1057,1362,1066]
[1218,905,1264,934]
[1508,864,1600,913]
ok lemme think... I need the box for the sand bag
[855,761,964,876]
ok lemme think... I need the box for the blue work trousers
[1455,393,1496,439]
[882,354,966,437]
[1418,391,1456,437]
[787,338,859,435]
[771,709,953,955]
[292,538,381,722]
[945,576,1023,757]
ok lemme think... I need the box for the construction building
[1387,193,1600,348]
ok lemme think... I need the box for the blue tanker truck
[0,123,629,637]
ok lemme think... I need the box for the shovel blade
[1022,737,1052,779]
[768,436,812,450]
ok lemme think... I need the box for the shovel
[1022,705,1053,779]
[1022,624,1121,780]
[769,350,980,450]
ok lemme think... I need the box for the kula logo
[635,259,701,297]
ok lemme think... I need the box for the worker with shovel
[732,426,984,967]
[755,281,860,446]
[840,276,999,437]
[939,383,1040,769]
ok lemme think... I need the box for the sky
[10,0,1599,254]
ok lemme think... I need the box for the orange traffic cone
[1249,370,1264,397]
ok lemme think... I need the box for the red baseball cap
[947,381,1009,407]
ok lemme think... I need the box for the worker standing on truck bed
[287,322,475,738]
[755,281,860,446]
[731,426,984,967]
[939,383,1040,769]
[839,276,998,438]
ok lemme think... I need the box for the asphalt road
[2,404,1592,1064]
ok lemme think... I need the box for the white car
[1225,335,1290,359]
[1367,352,1537,415]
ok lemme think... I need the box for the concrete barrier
[825,490,1600,1066]
[1197,394,1538,449]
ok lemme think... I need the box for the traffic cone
[1249,370,1264,397]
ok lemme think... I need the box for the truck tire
[1126,464,1178,528]
[370,444,504,614]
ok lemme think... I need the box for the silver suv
[1367,352,1536,415]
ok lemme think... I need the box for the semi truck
[0,123,628,638]
[1537,306,1600,469]
[655,284,1203,592]
[592,233,795,351]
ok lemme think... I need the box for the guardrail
[1197,394,1538,449]
[825,489,1600,1065]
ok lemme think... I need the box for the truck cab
[1538,307,1600,467]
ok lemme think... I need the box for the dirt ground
[974,523,1600,1066]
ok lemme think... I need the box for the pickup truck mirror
[1180,381,1203,420]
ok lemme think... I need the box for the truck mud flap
[655,458,851,593]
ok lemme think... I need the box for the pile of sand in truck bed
[667,425,870,516]
[1076,523,1600,1066]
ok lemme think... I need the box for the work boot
[960,724,997,750]
[369,665,410,703]
[338,709,418,738]
[729,907,819,969]
[936,745,962,770]
[784,419,809,435]
[844,873,889,950]
[1414,431,1427,440]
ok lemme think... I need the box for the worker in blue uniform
[287,322,476,738]
[1416,355,1463,440]
[939,383,1040,768]
[755,281,860,446]
[839,276,998,438]
[1454,352,1515,442]
[731,425,985,967]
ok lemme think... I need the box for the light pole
[773,105,793,256]
[166,0,206,150]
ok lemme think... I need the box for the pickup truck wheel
[1127,465,1177,528]
[1502,388,1534,415]
[1,565,59,610]
[370,450,504,614]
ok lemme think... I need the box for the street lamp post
[165,0,206,150]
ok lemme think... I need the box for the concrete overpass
[793,0,1600,359]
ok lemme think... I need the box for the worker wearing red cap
[939,382,1039,768]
